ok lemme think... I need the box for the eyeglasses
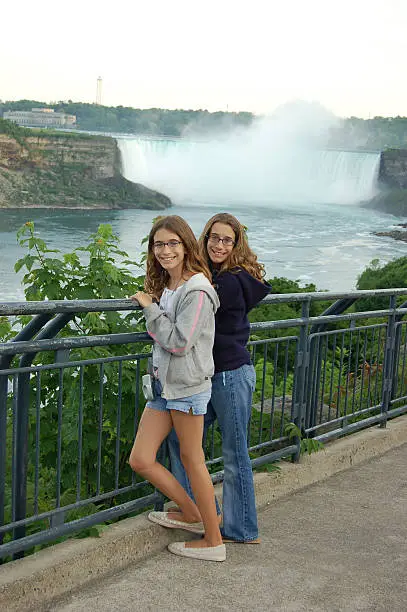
[153,240,183,251]
[206,233,235,247]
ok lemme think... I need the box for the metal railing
[1,288,407,561]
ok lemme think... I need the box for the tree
[356,256,407,310]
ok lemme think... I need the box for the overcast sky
[1,0,406,118]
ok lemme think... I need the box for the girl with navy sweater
[161,213,271,543]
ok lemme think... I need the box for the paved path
[45,445,407,612]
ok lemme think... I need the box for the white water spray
[117,103,380,206]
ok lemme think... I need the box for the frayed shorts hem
[146,386,211,416]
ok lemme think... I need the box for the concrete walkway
[45,444,407,612]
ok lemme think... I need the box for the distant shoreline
[0,204,118,210]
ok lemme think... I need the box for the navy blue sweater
[212,267,271,373]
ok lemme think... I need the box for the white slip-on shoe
[148,511,205,535]
[168,541,226,562]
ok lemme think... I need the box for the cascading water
[117,136,380,206]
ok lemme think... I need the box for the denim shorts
[146,378,211,416]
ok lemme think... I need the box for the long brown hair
[198,212,265,280]
[145,215,211,298]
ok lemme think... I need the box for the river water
[0,202,405,302]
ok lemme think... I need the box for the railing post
[0,373,8,559]
[380,294,397,428]
[292,299,310,461]
[12,371,31,556]
[0,314,52,561]
[12,313,72,559]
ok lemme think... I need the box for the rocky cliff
[362,148,407,216]
[379,149,407,189]
[0,132,171,210]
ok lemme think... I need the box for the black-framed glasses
[153,240,183,251]
[206,233,235,247]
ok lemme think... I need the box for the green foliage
[0,117,31,148]
[285,422,324,455]
[356,256,407,310]
[253,462,281,473]
[266,276,318,295]
[14,221,144,301]
[249,276,326,337]
[0,316,13,342]
[2,222,151,555]
[253,357,294,404]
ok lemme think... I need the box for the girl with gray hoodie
[129,215,225,562]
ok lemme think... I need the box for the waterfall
[117,137,380,206]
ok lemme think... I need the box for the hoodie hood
[213,268,271,312]
[180,272,220,312]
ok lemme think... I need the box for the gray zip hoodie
[143,273,220,400]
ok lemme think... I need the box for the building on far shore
[3,108,76,128]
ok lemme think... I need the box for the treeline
[0,100,253,137]
[328,116,407,151]
[2,100,407,148]
[0,116,32,149]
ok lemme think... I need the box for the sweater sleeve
[143,290,214,355]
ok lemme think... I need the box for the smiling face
[206,222,236,267]
[152,227,185,277]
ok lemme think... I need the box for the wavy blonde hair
[144,215,211,298]
[198,212,265,280]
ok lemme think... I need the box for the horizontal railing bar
[314,415,386,443]
[208,444,298,484]
[250,309,406,333]
[206,435,291,468]
[0,299,142,316]
[251,445,298,466]
[386,404,407,418]
[248,336,298,346]
[390,396,407,404]
[0,480,151,534]
[0,332,151,356]
[309,323,387,338]
[1,309,405,357]
[2,287,407,315]
[260,289,407,303]
[248,437,292,452]
[314,405,407,444]
[165,432,294,473]
[304,403,383,433]
[0,492,160,560]
[0,352,152,376]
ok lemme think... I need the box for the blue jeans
[167,363,259,542]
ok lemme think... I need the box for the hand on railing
[130,292,153,308]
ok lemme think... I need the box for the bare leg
[128,408,201,522]
[171,410,222,548]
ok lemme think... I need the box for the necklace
[168,275,184,292]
